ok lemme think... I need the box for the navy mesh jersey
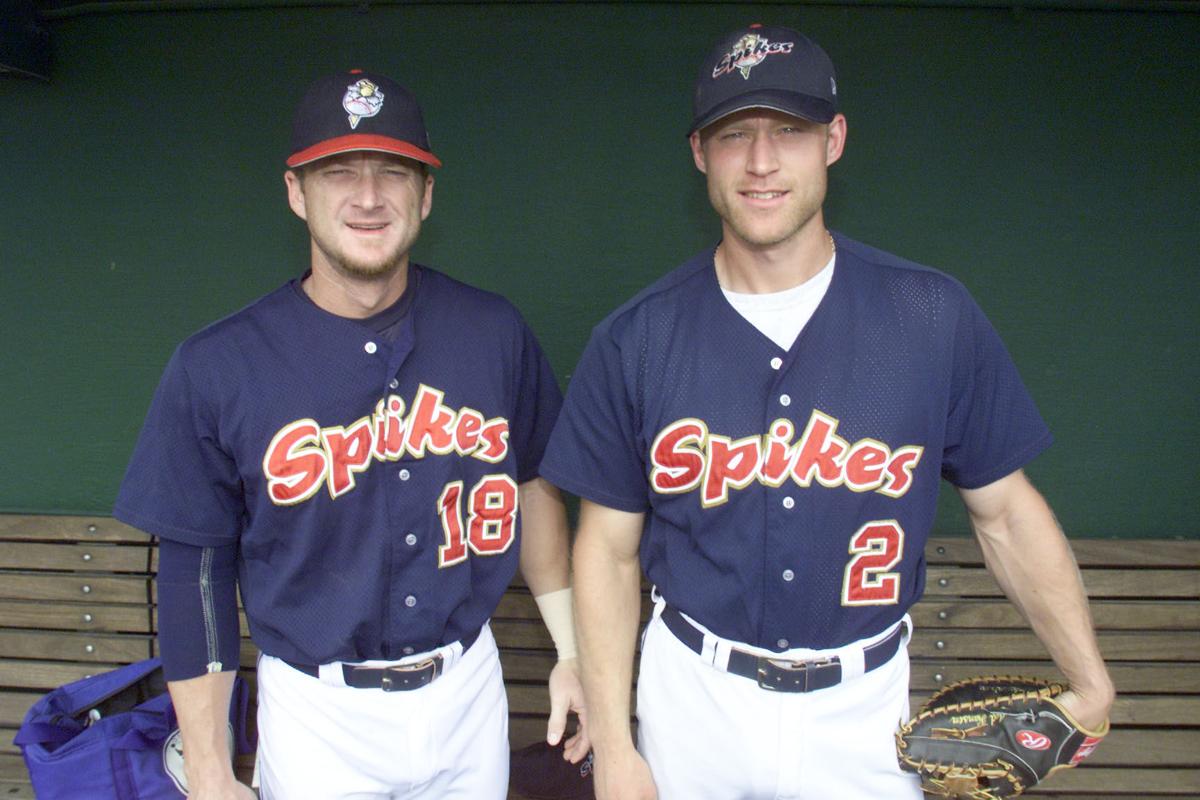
[115,266,562,664]
[540,234,1051,651]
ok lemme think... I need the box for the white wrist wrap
[534,587,577,661]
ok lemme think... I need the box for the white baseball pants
[636,608,923,800]
[256,624,508,799]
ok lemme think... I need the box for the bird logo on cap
[731,33,768,78]
[342,78,385,130]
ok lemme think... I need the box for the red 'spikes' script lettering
[649,409,923,507]
[263,384,509,505]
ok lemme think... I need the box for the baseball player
[114,69,587,799]
[540,24,1113,800]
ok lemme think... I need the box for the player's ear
[284,169,307,221]
[420,173,434,221]
[689,131,708,174]
[825,114,847,167]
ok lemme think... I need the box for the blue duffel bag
[13,658,254,799]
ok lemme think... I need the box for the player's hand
[1056,683,1114,732]
[547,657,591,763]
[594,745,657,800]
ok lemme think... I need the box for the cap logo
[713,33,794,80]
[342,78,385,130]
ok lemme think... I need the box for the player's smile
[344,220,391,236]
[739,189,790,207]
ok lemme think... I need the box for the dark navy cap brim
[689,89,836,135]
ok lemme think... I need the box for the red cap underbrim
[286,134,442,169]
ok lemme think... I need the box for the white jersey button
[782,496,795,509]
[402,646,414,655]
[389,378,399,389]
[404,595,417,608]
[777,638,789,650]
[405,533,417,546]
[770,357,783,370]
[364,342,378,354]
[782,569,795,582]
[779,394,791,406]
[398,469,411,481]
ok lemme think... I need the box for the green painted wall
[1,4,1196,537]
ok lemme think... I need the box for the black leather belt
[660,605,905,693]
[285,627,481,692]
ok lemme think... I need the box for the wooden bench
[2,514,1197,798]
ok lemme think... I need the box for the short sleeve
[509,322,564,484]
[113,347,246,546]
[941,295,1053,489]
[540,324,649,512]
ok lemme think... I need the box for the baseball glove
[896,675,1108,799]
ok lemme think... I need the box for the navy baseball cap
[286,69,442,169]
[690,23,838,135]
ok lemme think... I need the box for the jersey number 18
[437,475,519,568]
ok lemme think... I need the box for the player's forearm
[166,671,240,790]
[965,474,1114,706]
[574,516,643,757]
[518,477,571,595]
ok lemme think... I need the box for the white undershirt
[720,252,836,351]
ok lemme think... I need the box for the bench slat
[0,516,147,544]
[0,630,151,664]
[0,660,122,691]
[0,542,150,573]
[0,573,149,604]
[925,566,1199,598]
[500,650,557,681]
[1085,729,1200,767]
[0,693,41,727]
[0,600,151,633]
[911,598,1199,630]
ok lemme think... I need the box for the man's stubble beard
[313,221,420,282]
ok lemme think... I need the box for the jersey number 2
[841,520,904,606]
[438,475,518,568]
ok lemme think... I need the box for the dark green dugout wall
[1,2,1196,538]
